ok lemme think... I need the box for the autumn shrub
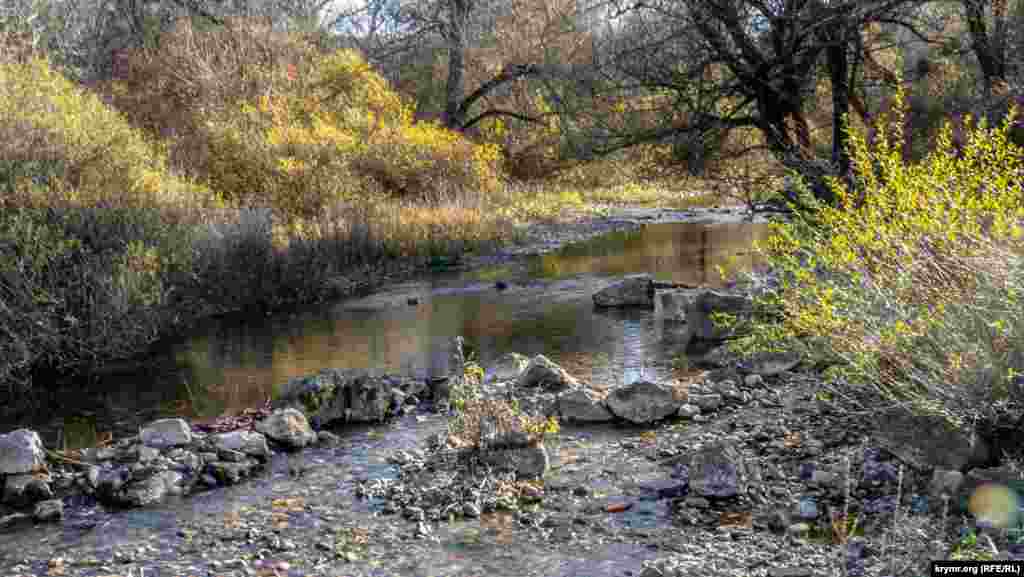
[0,54,224,392]
[98,16,319,177]
[734,85,1024,430]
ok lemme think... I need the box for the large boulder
[604,379,685,424]
[593,275,655,308]
[140,419,193,450]
[517,355,580,392]
[275,368,414,426]
[0,429,46,475]
[684,290,753,344]
[255,408,317,450]
[557,387,614,423]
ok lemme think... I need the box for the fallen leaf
[606,501,633,513]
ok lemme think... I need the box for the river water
[1,217,770,576]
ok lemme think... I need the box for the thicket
[0,19,519,395]
[735,85,1024,432]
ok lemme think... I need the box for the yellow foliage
[738,83,1024,421]
[0,56,217,208]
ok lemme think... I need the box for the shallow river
[0,217,768,577]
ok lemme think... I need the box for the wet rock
[255,408,316,450]
[33,502,63,524]
[140,419,193,449]
[518,355,580,392]
[688,442,748,498]
[593,274,655,308]
[212,430,271,460]
[484,352,530,385]
[605,380,683,424]
[684,290,752,344]
[0,429,46,475]
[275,369,411,426]
[557,387,614,423]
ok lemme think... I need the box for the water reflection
[2,221,768,446]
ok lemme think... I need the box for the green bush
[736,85,1024,428]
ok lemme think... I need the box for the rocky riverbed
[2,206,1022,577]
[3,332,1022,577]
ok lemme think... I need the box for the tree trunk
[443,0,470,130]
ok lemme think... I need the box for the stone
[517,355,580,392]
[743,374,764,387]
[637,478,688,500]
[3,473,50,506]
[478,444,549,479]
[872,410,988,471]
[593,275,655,308]
[557,387,614,422]
[677,404,701,418]
[929,469,964,500]
[740,351,801,377]
[604,380,683,424]
[121,475,170,508]
[275,368,407,426]
[140,419,193,450]
[255,408,317,450]
[212,430,271,460]
[207,461,254,486]
[684,290,752,344]
[688,393,722,412]
[316,431,341,446]
[655,289,690,321]
[484,352,530,385]
[0,429,46,475]
[33,499,64,522]
[688,442,747,498]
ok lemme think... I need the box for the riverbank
[0,342,1010,577]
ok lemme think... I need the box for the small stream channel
[1,216,770,577]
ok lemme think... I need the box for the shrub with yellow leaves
[735,83,1024,428]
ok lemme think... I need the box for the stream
[0,214,770,577]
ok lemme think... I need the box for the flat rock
[605,380,684,424]
[557,387,614,423]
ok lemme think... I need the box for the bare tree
[578,0,929,204]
